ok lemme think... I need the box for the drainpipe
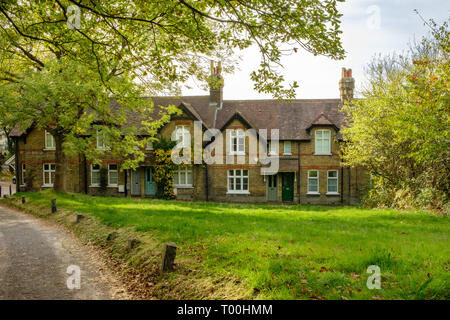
[14,137,19,189]
[348,166,351,205]
[297,141,301,204]
[212,102,223,129]
[340,157,344,204]
[124,168,127,197]
[205,165,209,201]
[83,154,88,194]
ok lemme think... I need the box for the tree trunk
[2,127,14,154]
[53,133,68,192]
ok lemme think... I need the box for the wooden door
[131,169,141,196]
[267,174,278,201]
[282,173,294,201]
[145,167,156,196]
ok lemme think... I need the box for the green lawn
[10,191,450,300]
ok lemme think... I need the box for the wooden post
[128,238,140,250]
[106,232,118,241]
[51,198,57,213]
[9,184,12,196]
[22,196,25,204]
[161,242,177,272]
[76,214,84,223]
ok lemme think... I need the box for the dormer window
[96,130,107,149]
[230,129,245,155]
[315,129,331,155]
[283,141,291,155]
[45,131,55,150]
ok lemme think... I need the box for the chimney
[209,60,224,108]
[339,67,354,104]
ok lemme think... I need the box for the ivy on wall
[153,138,177,199]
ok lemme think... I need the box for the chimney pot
[209,61,224,108]
[339,67,355,104]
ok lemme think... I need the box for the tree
[0,0,345,191]
[341,18,449,210]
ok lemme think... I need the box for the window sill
[175,185,194,189]
[42,185,53,188]
[314,153,332,156]
[283,153,292,156]
[326,192,340,196]
[43,148,55,151]
[306,192,320,196]
[89,185,100,188]
[227,191,250,195]
[229,152,246,156]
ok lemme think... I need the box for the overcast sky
[183,0,450,100]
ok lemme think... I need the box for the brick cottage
[11,66,368,205]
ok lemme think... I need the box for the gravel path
[0,204,130,300]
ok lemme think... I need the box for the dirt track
[0,204,130,300]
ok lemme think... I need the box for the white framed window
[96,130,108,149]
[327,170,339,194]
[307,170,319,194]
[283,141,292,155]
[146,140,153,150]
[91,164,100,186]
[108,164,118,186]
[227,169,249,194]
[268,140,278,155]
[315,130,331,155]
[45,131,55,150]
[21,163,26,186]
[175,125,190,148]
[174,166,193,187]
[43,163,55,187]
[230,129,245,155]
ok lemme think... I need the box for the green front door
[281,173,294,201]
[145,167,156,196]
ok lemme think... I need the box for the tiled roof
[10,96,345,140]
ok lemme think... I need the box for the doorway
[267,174,278,201]
[281,172,294,201]
[145,167,156,196]
[131,169,141,196]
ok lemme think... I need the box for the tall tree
[341,18,449,210]
[0,0,345,191]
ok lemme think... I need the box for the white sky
[183,0,450,100]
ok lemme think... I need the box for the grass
[4,190,449,300]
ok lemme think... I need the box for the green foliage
[153,148,177,200]
[0,0,345,191]
[152,137,177,199]
[153,137,177,151]
[341,18,449,211]
[0,0,345,100]
[11,191,450,300]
